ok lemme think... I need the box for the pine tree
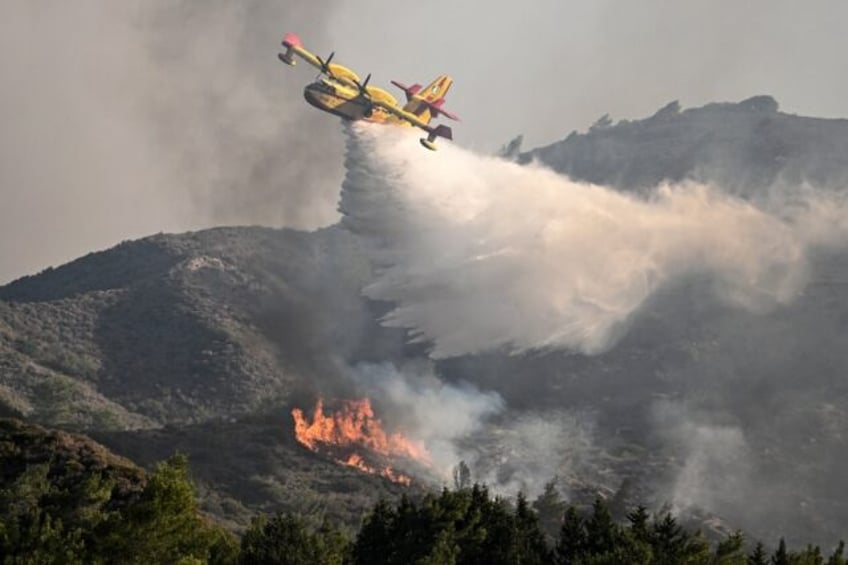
[772,538,790,565]
[239,513,346,565]
[477,495,520,564]
[651,512,687,565]
[795,544,824,565]
[584,497,618,557]
[627,506,651,546]
[554,506,586,565]
[714,530,746,564]
[748,541,768,565]
[532,479,567,544]
[351,499,396,565]
[514,492,553,565]
[827,541,846,565]
[417,529,459,565]
[392,494,437,564]
[103,453,236,564]
[316,517,350,564]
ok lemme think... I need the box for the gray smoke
[652,401,753,516]
[351,360,597,498]
[464,410,598,498]
[0,1,343,284]
[137,1,344,227]
[350,360,503,477]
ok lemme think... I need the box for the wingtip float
[278,32,458,151]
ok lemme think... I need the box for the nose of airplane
[303,84,323,110]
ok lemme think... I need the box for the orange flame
[291,398,429,485]
[344,453,412,486]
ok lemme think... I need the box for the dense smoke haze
[0,1,344,283]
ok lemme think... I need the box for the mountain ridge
[520,95,848,194]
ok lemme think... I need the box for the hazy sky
[1,0,847,283]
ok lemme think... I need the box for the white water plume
[340,123,848,358]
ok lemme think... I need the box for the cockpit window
[310,80,336,94]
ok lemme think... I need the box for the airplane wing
[370,98,453,150]
[369,98,433,129]
[279,33,359,89]
[279,33,323,69]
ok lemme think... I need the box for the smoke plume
[652,400,753,516]
[351,360,596,497]
[0,1,343,284]
[350,360,503,477]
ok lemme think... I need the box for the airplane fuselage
[303,78,400,125]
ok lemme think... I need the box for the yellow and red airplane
[278,32,458,150]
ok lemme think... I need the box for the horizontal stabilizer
[426,98,459,121]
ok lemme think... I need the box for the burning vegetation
[291,398,430,485]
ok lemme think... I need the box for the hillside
[520,95,848,195]
[0,418,240,562]
[2,96,848,544]
[0,417,144,497]
[0,226,385,428]
[0,226,411,529]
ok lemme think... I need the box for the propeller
[315,51,335,76]
[354,73,371,92]
[353,73,374,117]
[315,52,375,119]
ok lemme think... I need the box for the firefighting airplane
[278,32,458,150]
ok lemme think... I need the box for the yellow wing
[279,33,359,89]
[370,97,453,150]
[369,97,430,130]
[364,86,399,108]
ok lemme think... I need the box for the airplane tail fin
[395,75,457,124]
[419,75,453,102]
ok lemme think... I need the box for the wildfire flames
[291,398,430,485]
